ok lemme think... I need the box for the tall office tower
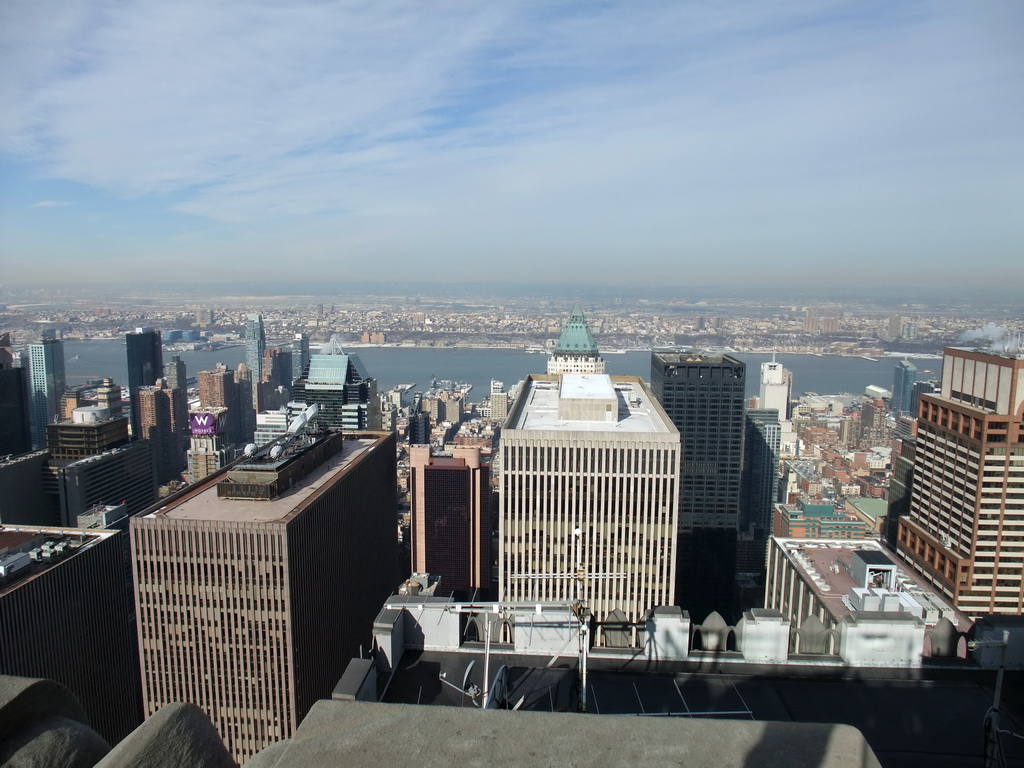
[407,412,430,445]
[186,408,230,483]
[0,451,51,525]
[291,336,381,431]
[489,379,509,421]
[165,354,187,391]
[740,409,781,536]
[0,332,31,455]
[759,356,792,418]
[499,374,680,627]
[28,338,66,450]
[0,525,143,744]
[892,360,918,416]
[132,430,397,762]
[547,303,605,375]
[290,332,310,385]
[886,431,917,548]
[199,365,245,445]
[409,445,490,600]
[651,351,746,621]
[259,347,293,411]
[136,380,188,485]
[235,363,256,441]
[896,347,1024,617]
[244,313,265,409]
[901,321,918,341]
[52,441,156,526]
[125,328,163,439]
[860,398,890,449]
[195,307,214,327]
[46,405,129,460]
[93,377,124,419]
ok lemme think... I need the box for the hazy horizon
[2,2,1022,291]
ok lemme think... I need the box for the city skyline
[2,2,1022,292]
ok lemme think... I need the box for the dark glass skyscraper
[0,333,31,456]
[651,351,746,621]
[29,338,66,450]
[892,359,918,416]
[741,408,781,535]
[125,328,163,439]
[290,337,380,431]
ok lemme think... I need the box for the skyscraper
[93,378,124,419]
[895,346,1024,617]
[499,374,680,628]
[46,405,129,460]
[245,313,265,409]
[0,525,143,744]
[186,408,230,483]
[125,328,163,439]
[136,379,188,485]
[290,336,380,431]
[547,303,605,375]
[759,356,792,418]
[0,332,31,456]
[489,379,509,421]
[28,338,66,450]
[259,346,293,411]
[165,354,187,391]
[290,332,310,385]
[235,362,256,442]
[199,364,246,445]
[859,398,890,449]
[892,359,918,416]
[52,441,156,525]
[132,429,397,762]
[651,351,746,621]
[741,409,781,535]
[410,445,490,600]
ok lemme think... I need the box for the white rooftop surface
[559,373,616,400]
[510,375,674,434]
[148,437,377,524]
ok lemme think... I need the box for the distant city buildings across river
[61,339,939,401]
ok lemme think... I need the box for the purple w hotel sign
[190,412,218,435]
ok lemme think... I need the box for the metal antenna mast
[511,527,625,712]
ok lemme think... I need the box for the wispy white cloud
[30,200,70,207]
[1,1,1022,287]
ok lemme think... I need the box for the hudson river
[62,340,940,400]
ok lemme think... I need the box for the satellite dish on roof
[269,444,284,459]
[243,443,258,457]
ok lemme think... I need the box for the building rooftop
[0,525,117,597]
[653,350,743,366]
[145,436,379,524]
[846,498,889,520]
[506,375,677,435]
[773,538,972,629]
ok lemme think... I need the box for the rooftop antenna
[510,527,625,713]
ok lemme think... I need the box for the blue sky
[1,1,1022,292]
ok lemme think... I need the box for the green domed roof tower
[547,303,605,375]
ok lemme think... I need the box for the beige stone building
[499,374,679,624]
[131,430,397,762]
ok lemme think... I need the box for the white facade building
[499,374,680,624]
[759,356,791,417]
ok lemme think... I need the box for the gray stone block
[94,702,237,768]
